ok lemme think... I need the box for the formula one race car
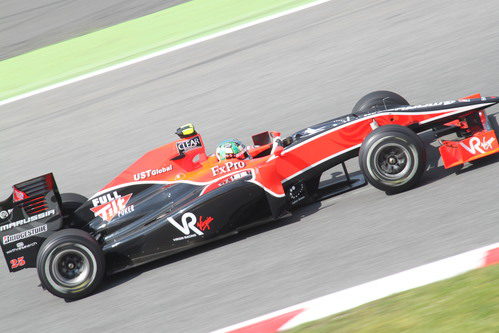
[1,91,498,300]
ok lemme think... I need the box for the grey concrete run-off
[0,0,189,60]
[1,0,499,332]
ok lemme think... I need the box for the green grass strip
[0,0,319,101]
[285,264,499,332]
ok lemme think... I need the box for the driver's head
[216,139,247,161]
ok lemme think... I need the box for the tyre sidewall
[37,229,104,300]
[360,126,425,193]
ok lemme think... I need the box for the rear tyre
[60,193,87,227]
[37,229,105,300]
[352,91,409,116]
[359,125,426,193]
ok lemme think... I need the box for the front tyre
[359,125,425,193]
[352,91,409,116]
[36,229,105,300]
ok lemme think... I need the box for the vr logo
[460,136,495,155]
[168,212,203,236]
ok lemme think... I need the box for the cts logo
[90,193,132,222]
[460,136,496,155]
[168,213,214,241]
[211,161,246,176]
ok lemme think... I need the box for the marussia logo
[90,193,132,222]
[0,209,55,232]
[460,136,496,155]
[168,213,214,241]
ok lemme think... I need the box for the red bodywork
[92,95,499,199]
[439,129,499,168]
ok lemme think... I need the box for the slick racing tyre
[60,193,87,227]
[37,229,105,300]
[352,91,409,116]
[359,125,426,193]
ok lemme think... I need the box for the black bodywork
[82,181,273,273]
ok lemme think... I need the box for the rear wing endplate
[0,173,63,272]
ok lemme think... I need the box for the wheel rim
[52,249,90,286]
[366,138,418,185]
[373,144,410,179]
[45,243,97,294]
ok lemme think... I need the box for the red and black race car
[1,91,498,300]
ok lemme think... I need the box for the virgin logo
[460,136,495,155]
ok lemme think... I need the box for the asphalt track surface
[1,0,189,60]
[1,0,499,332]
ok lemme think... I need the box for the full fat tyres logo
[460,136,496,155]
[90,191,133,222]
[176,136,202,153]
[211,161,246,176]
[168,212,214,241]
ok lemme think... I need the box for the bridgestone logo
[0,209,55,232]
[2,225,48,245]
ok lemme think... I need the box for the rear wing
[0,173,63,272]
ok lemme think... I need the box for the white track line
[213,242,499,332]
[0,0,334,107]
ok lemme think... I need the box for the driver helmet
[215,139,247,161]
